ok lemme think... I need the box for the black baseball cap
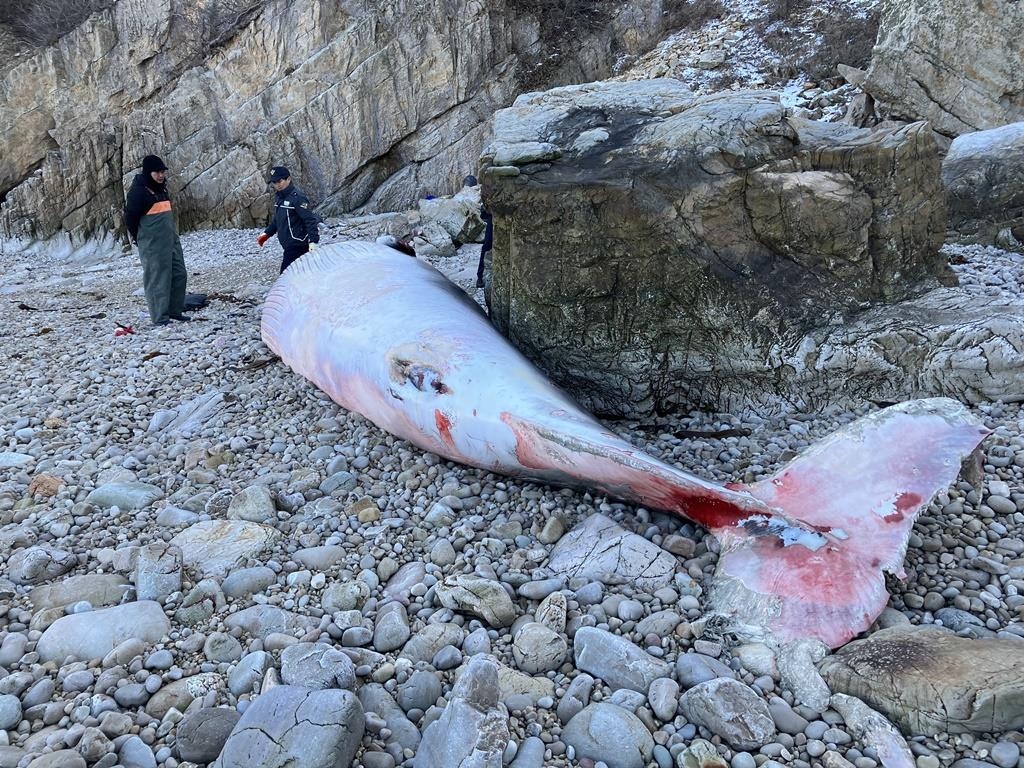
[267,166,290,183]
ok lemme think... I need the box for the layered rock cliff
[864,0,1024,137]
[0,0,665,243]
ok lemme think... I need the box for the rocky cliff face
[864,0,1023,137]
[0,0,664,243]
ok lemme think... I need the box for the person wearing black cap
[124,154,188,327]
[256,166,321,273]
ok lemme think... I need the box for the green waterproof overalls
[138,199,187,324]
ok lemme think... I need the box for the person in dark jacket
[124,154,188,327]
[256,166,321,273]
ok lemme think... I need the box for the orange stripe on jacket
[146,201,172,215]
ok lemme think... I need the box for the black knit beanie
[142,155,168,174]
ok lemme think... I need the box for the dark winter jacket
[124,174,173,243]
[265,184,320,250]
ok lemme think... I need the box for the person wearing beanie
[124,154,189,327]
[256,166,321,273]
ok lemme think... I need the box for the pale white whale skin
[262,241,989,647]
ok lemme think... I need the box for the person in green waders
[124,155,189,327]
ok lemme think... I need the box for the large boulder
[0,0,667,243]
[863,0,1024,137]
[481,81,949,415]
[819,626,1024,734]
[943,122,1024,245]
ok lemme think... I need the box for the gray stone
[373,602,411,652]
[118,735,156,768]
[557,673,594,724]
[170,520,280,578]
[399,622,465,663]
[934,607,984,632]
[36,601,170,662]
[432,644,464,671]
[512,622,568,674]
[204,632,244,663]
[214,686,363,768]
[155,506,201,527]
[322,580,371,613]
[133,543,182,601]
[549,515,676,591]
[675,652,736,688]
[280,643,356,690]
[414,656,509,768]
[767,696,809,735]
[228,651,273,697]
[227,484,277,523]
[573,626,671,693]
[943,123,1024,245]
[435,575,516,628]
[647,677,680,722]
[224,605,318,639]
[0,746,26,768]
[864,0,1022,137]
[561,702,655,768]
[0,452,32,468]
[990,741,1021,768]
[85,481,164,510]
[8,546,76,585]
[145,673,221,718]
[0,633,26,667]
[509,736,545,768]
[357,684,421,751]
[29,574,131,612]
[26,751,87,768]
[293,545,346,570]
[221,566,277,599]
[176,707,241,763]
[0,694,22,730]
[396,670,443,713]
[76,727,113,762]
[636,610,682,638]
[679,678,777,751]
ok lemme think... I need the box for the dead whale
[261,241,989,647]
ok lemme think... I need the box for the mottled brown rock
[481,81,948,415]
[819,626,1024,734]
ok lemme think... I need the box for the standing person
[124,154,188,327]
[462,174,493,290]
[256,166,320,273]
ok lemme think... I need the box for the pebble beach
[1,227,1023,768]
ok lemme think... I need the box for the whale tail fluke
[709,398,989,648]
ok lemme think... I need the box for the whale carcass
[261,241,989,648]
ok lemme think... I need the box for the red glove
[257,233,270,247]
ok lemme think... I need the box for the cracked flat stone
[213,685,364,768]
[548,514,676,591]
